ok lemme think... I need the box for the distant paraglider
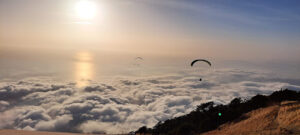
[133,57,144,67]
[190,59,212,81]
[135,57,144,60]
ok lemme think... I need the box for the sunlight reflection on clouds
[75,51,94,87]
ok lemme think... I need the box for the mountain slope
[201,101,300,135]
[135,89,300,135]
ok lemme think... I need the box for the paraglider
[134,57,144,66]
[135,57,144,60]
[190,59,212,81]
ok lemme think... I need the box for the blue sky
[145,0,300,39]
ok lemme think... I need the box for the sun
[75,0,96,20]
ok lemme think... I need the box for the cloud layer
[0,68,300,134]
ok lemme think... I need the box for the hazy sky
[1,0,299,61]
[0,0,300,81]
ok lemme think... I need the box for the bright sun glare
[75,0,96,20]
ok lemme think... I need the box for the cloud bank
[0,68,299,134]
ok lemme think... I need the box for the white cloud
[0,100,9,111]
[0,68,299,134]
[79,121,111,134]
[35,115,73,131]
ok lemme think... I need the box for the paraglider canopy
[191,59,211,67]
[135,57,143,60]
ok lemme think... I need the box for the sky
[1,0,300,59]
[0,0,300,134]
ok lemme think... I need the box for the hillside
[202,101,300,135]
[135,89,300,135]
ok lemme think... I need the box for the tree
[136,126,148,135]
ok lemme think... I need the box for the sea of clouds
[0,68,300,134]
